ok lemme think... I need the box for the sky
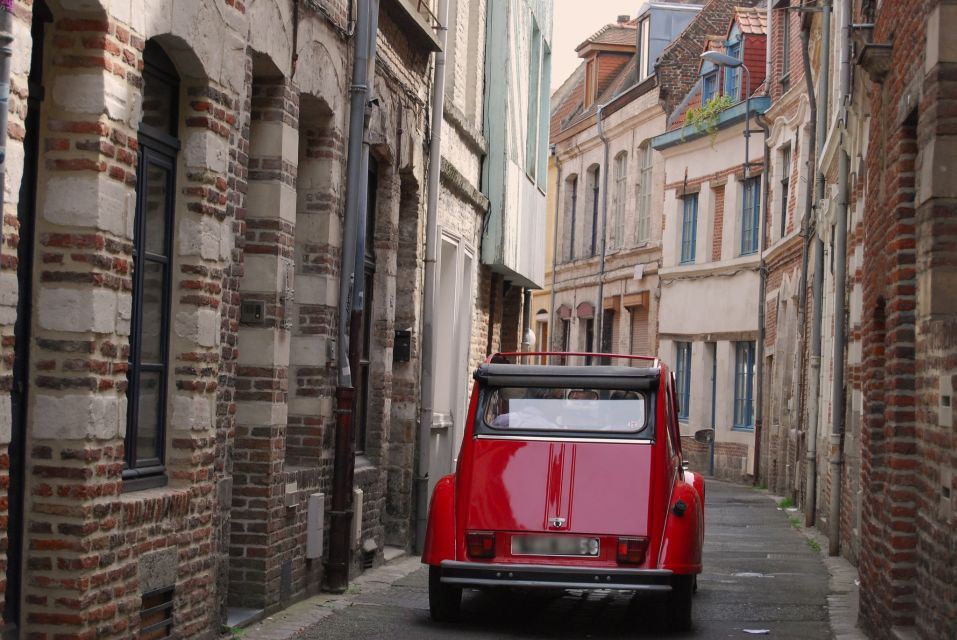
[551,0,645,91]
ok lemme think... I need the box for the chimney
[617,14,630,24]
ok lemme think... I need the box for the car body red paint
[423,352,706,630]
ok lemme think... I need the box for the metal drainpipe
[594,104,610,358]
[804,0,831,529]
[547,146,562,359]
[827,0,851,557]
[521,289,532,354]
[414,0,449,555]
[796,14,819,527]
[754,111,770,485]
[0,6,13,216]
[328,0,376,593]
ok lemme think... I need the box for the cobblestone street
[243,481,860,639]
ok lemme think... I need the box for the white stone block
[0,395,11,446]
[4,139,24,206]
[247,180,297,224]
[220,216,235,260]
[33,393,122,440]
[174,308,220,347]
[237,327,290,366]
[38,288,117,334]
[179,214,225,261]
[116,292,133,336]
[290,336,324,366]
[294,275,327,305]
[11,18,32,77]
[241,254,283,293]
[184,130,229,175]
[171,394,213,431]
[0,271,18,308]
[235,401,288,426]
[43,174,132,237]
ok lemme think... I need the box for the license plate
[511,535,600,557]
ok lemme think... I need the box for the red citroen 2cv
[422,352,705,631]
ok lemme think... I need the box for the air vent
[140,587,174,640]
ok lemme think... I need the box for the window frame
[525,18,542,180]
[354,157,379,456]
[612,151,628,250]
[702,70,718,103]
[741,176,761,255]
[636,143,653,243]
[780,145,791,239]
[780,2,791,89]
[123,43,180,491]
[733,341,756,430]
[638,18,651,82]
[564,175,578,262]
[675,342,692,422]
[724,37,742,100]
[680,193,698,264]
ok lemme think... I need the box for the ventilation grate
[140,587,174,640]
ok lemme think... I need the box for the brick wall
[856,0,957,637]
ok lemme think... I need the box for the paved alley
[245,480,834,639]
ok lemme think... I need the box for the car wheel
[428,565,462,622]
[668,574,694,632]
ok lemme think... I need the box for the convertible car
[422,352,706,631]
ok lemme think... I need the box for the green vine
[683,95,734,145]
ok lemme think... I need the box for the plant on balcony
[684,95,734,145]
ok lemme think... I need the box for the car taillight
[616,537,648,565]
[466,531,496,558]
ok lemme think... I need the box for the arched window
[612,151,628,250]
[125,41,180,487]
[586,164,601,257]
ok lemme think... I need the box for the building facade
[652,1,766,480]
[0,0,463,636]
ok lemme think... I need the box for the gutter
[414,0,449,554]
[329,0,380,593]
[827,0,851,558]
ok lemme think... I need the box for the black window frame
[123,41,180,491]
[780,145,791,239]
[354,158,378,456]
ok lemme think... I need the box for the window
[600,309,615,365]
[636,143,653,243]
[724,38,741,100]
[140,587,174,640]
[563,175,578,261]
[733,341,755,429]
[780,145,791,239]
[588,166,600,257]
[680,194,698,264]
[584,58,596,109]
[781,3,791,89]
[537,44,551,186]
[125,41,180,488]
[638,18,651,82]
[702,71,718,103]
[354,158,379,455]
[525,19,542,179]
[584,318,595,364]
[675,342,691,421]
[612,152,627,249]
[741,177,761,255]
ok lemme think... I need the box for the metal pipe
[828,0,852,558]
[594,104,611,360]
[804,0,831,529]
[328,0,374,592]
[414,0,449,554]
[521,288,532,355]
[754,107,769,485]
[796,11,819,527]
[547,146,562,360]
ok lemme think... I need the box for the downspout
[594,104,611,356]
[0,4,13,212]
[796,12,819,527]
[804,0,831,528]
[328,0,376,592]
[415,0,449,554]
[754,111,770,485]
[827,0,851,557]
[547,146,562,358]
[521,289,532,354]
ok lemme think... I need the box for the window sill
[122,469,169,493]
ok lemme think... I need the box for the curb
[223,555,425,640]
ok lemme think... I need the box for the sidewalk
[224,555,425,640]
[755,488,867,640]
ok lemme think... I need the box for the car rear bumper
[438,560,673,592]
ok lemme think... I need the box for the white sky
[551,1,644,91]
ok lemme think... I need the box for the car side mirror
[693,429,715,444]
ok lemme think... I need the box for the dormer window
[637,18,651,81]
[702,70,718,102]
[585,58,597,109]
[724,25,742,100]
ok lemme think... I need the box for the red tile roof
[575,24,637,53]
[734,5,767,35]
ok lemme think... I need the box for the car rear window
[480,386,650,436]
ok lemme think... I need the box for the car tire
[668,574,694,632]
[428,565,462,622]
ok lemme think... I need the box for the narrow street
[255,481,832,639]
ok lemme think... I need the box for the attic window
[637,18,651,81]
[585,58,597,109]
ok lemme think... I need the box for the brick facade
[0,0,435,637]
